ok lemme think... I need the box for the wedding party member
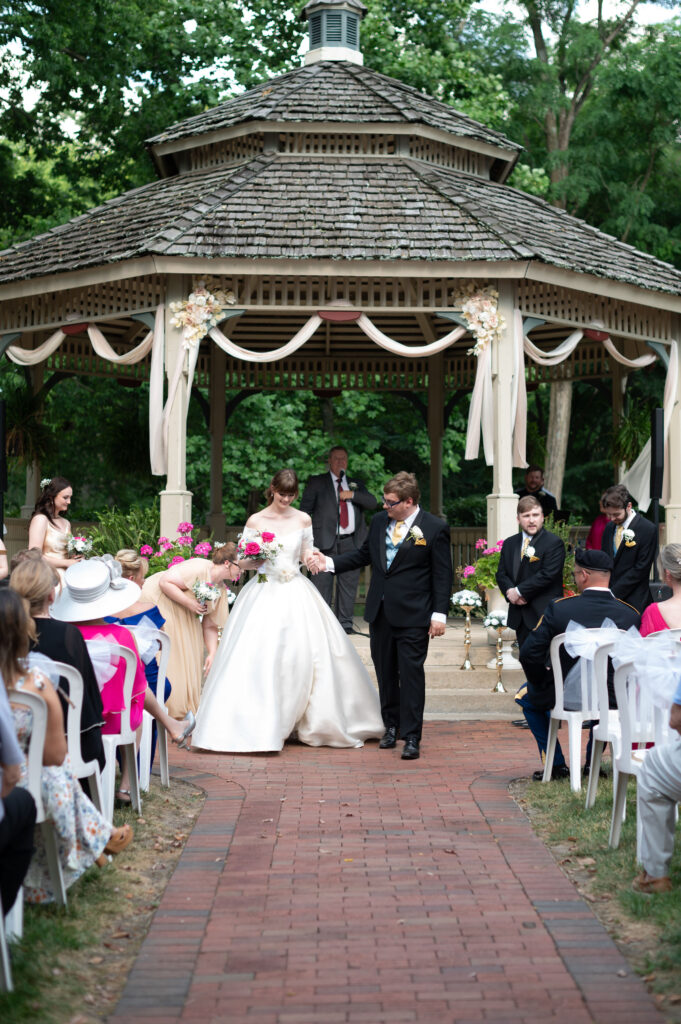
[193,469,383,754]
[518,548,640,780]
[515,465,558,518]
[10,557,106,771]
[300,445,377,633]
[2,588,133,902]
[601,484,657,612]
[640,544,681,635]
[633,683,681,894]
[141,544,239,718]
[313,471,453,761]
[496,496,565,647]
[28,477,83,585]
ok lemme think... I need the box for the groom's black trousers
[370,604,429,742]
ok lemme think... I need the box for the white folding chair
[51,661,104,814]
[609,658,673,850]
[86,642,142,821]
[543,631,602,792]
[585,641,622,809]
[139,631,171,792]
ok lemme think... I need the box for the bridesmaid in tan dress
[28,476,83,587]
[141,543,240,718]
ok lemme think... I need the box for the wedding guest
[640,544,681,635]
[601,484,657,612]
[10,557,106,771]
[2,588,133,902]
[141,543,239,718]
[0,666,36,915]
[9,547,43,572]
[585,496,609,550]
[0,536,8,581]
[300,446,377,633]
[515,465,558,518]
[28,477,82,587]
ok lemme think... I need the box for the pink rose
[140,545,153,556]
[244,541,261,557]
[261,532,275,543]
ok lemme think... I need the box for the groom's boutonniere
[525,545,540,562]
[408,525,427,546]
[623,528,636,547]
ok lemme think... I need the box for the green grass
[521,771,681,994]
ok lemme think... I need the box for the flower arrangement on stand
[460,538,504,600]
[483,608,510,694]
[451,589,483,670]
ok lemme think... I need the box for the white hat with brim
[51,557,140,622]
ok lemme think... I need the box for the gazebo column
[20,360,43,518]
[427,353,444,517]
[486,282,518,544]
[664,326,681,542]
[160,277,192,537]
[208,344,227,536]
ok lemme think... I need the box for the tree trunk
[544,377,573,509]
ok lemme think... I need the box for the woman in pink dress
[640,544,681,636]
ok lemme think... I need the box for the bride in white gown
[193,469,384,753]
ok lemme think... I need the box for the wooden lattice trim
[407,138,489,176]
[0,276,164,332]
[517,280,672,342]
[189,133,265,169]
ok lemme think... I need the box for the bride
[193,468,384,753]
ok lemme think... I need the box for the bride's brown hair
[266,469,298,505]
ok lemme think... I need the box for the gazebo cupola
[302,0,367,66]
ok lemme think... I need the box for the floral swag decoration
[170,280,237,348]
[454,282,505,357]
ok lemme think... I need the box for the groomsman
[300,446,377,633]
[600,484,657,612]
[312,472,453,760]
[496,495,565,648]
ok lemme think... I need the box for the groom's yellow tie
[392,520,406,544]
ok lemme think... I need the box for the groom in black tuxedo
[312,472,453,760]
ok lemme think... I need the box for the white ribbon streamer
[611,627,681,709]
[209,314,323,362]
[465,343,493,464]
[561,618,624,710]
[84,639,118,690]
[123,616,161,665]
[26,652,61,688]
[87,323,154,364]
[355,315,465,357]
[7,328,66,366]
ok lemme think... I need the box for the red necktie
[337,478,349,528]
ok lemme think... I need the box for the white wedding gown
[193,526,384,752]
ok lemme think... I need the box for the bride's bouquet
[192,579,221,608]
[67,534,93,556]
[237,530,282,564]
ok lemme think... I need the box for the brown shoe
[632,871,672,895]
[104,823,134,856]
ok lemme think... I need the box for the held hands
[305,550,326,575]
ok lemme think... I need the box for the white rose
[525,545,536,558]
[410,525,424,540]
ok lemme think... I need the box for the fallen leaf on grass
[577,857,596,866]
[112,931,131,939]
[88,956,104,965]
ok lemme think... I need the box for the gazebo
[1,0,680,545]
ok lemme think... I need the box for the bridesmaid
[28,476,83,587]
[141,543,240,718]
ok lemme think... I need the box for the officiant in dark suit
[496,495,565,647]
[311,471,453,760]
[300,445,377,633]
[600,484,657,612]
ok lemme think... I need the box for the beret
[575,548,613,571]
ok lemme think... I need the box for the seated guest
[633,681,681,894]
[0,536,8,581]
[10,557,106,771]
[1,588,133,902]
[51,559,195,805]
[640,544,681,636]
[0,666,36,915]
[518,549,640,779]
[9,548,44,573]
[601,484,657,612]
[515,465,558,519]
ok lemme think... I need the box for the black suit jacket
[515,488,558,517]
[333,509,453,629]
[300,472,376,552]
[496,527,565,632]
[519,588,641,710]
[601,512,657,612]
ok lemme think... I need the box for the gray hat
[51,556,140,622]
[575,548,613,572]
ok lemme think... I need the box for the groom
[311,472,453,760]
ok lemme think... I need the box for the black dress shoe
[582,763,607,778]
[511,719,530,729]
[401,738,420,760]
[379,726,398,749]
[532,764,570,781]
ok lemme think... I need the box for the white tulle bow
[86,639,118,689]
[124,616,161,665]
[26,652,61,688]
[562,619,626,711]
[610,626,681,709]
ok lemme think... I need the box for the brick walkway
[109,723,662,1024]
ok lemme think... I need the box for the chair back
[646,627,681,641]
[50,660,100,778]
[591,641,618,741]
[612,658,672,774]
[549,630,603,717]
[85,640,138,742]
[155,631,170,701]
[8,689,47,823]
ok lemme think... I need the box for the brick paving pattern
[108,722,662,1023]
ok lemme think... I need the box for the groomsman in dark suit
[311,472,453,760]
[600,484,657,612]
[300,445,377,633]
[519,548,640,779]
[496,496,565,648]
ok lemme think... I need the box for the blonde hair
[659,543,681,583]
[10,558,59,615]
[116,548,147,579]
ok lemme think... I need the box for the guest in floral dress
[0,588,133,903]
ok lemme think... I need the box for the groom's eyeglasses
[382,497,403,508]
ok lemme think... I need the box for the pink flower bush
[261,531,275,543]
[177,521,194,535]
[475,538,487,550]
[158,536,170,546]
[177,536,193,547]
[462,565,476,578]
[169,555,185,566]
[140,544,153,557]
[194,541,212,556]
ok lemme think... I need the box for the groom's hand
[429,620,446,638]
